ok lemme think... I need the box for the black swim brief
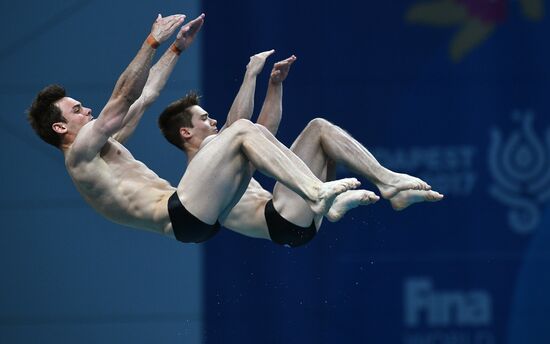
[168,191,221,243]
[264,199,317,248]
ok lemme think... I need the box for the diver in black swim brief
[156,47,439,249]
[157,51,379,248]
[168,191,220,243]
[264,199,316,247]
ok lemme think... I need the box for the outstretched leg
[298,118,432,198]
[293,118,444,208]
[177,119,359,224]
[264,118,441,226]
[250,124,378,228]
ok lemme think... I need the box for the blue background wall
[2,0,550,343]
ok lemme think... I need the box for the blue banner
[203,1,550,343]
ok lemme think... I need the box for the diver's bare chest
[100,140,134,162]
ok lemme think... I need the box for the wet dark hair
[158,91,200,150]
[27,84,67,148]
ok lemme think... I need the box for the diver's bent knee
[254,123,270,134]
[306,117,332,131]
[233,118,255,127]
[230,119,257,135]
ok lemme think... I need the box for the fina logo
[404,277,492,327]
[488,110,550,234]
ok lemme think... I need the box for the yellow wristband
[146,34,160,49]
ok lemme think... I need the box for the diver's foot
[377,172,431,199]
[389,189,444,211]
[309,178,361,216]
[326,190,379,222]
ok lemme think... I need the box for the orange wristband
[146,34,160,49]
[170,43,182,55]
